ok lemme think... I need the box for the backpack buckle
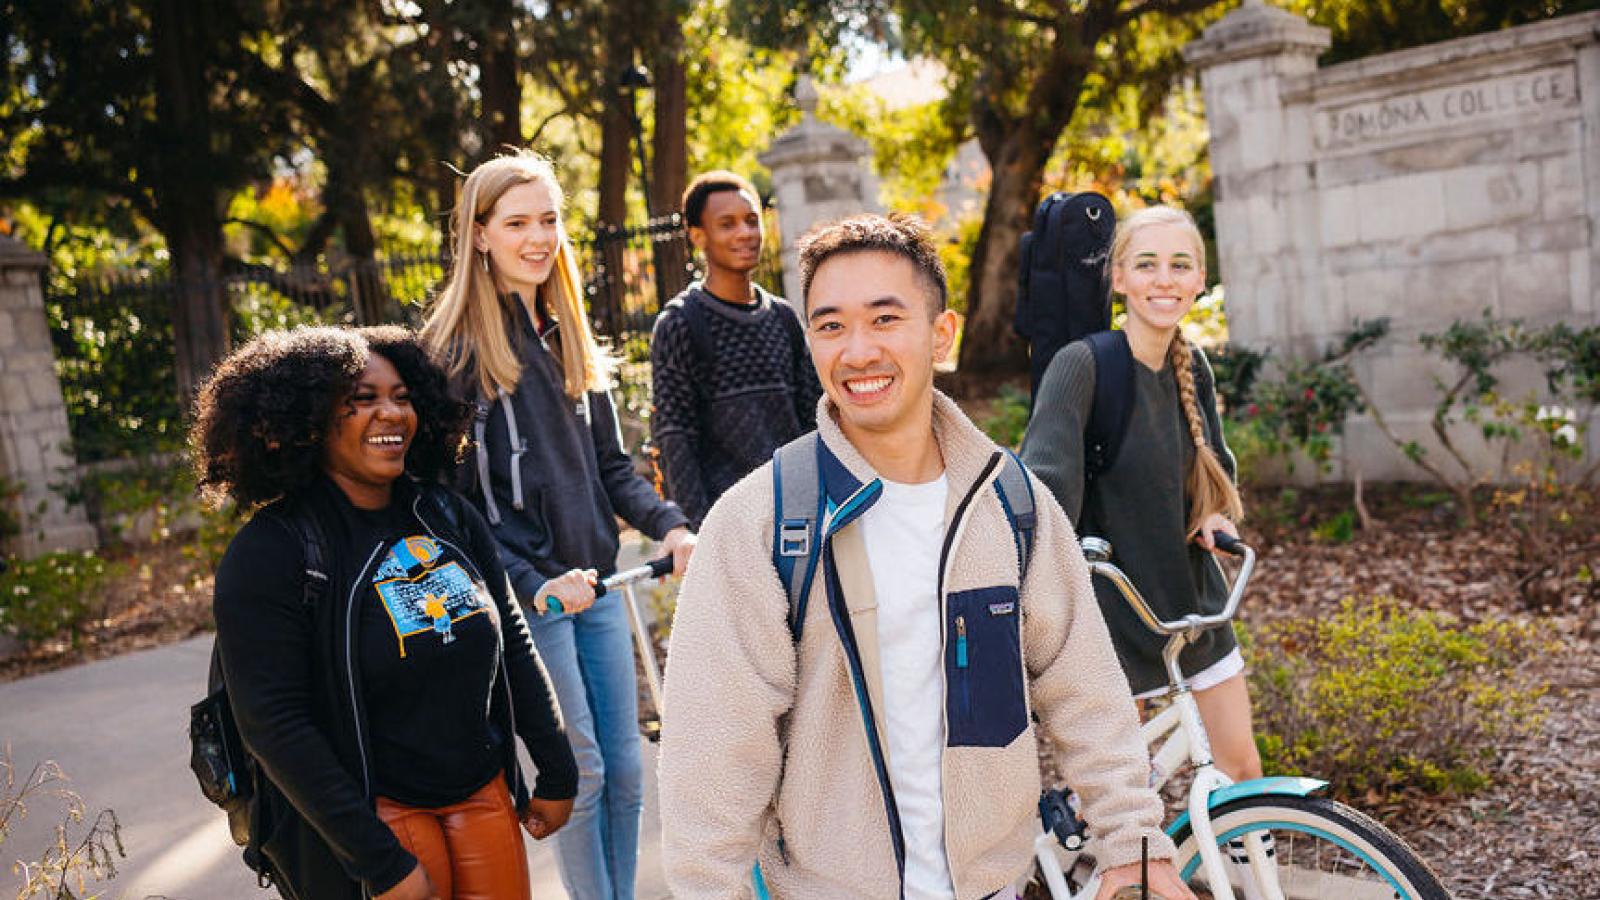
[778,519,811,558]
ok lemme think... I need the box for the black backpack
[1013,191,1134,481]
[188,505,329,890]
[188,486,465,890]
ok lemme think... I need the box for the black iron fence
[45,216,783,461]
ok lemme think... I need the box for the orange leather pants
[376,773,531,900]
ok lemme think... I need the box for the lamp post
[618,64,654,223]
[618,63,675,308]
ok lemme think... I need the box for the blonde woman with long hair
[423,151,695,900]
[1020,205,1261,789]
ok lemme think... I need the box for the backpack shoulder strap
[992,450,1038,583]
[259,501,331,610]
[679,290,717,382]
[771,433,824,642]
[1083,330,1136,482]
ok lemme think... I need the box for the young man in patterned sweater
[650,171,824,528]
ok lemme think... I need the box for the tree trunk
[650,8,690,301]
[591,10,636,339]
[150,0,229,397]
[959,135,1047,376]
[478,0,523,152]
[167,217,230,398]
[336,189,389,325]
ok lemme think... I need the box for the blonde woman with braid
[1020,205,1262,788]
[423,150,695,900]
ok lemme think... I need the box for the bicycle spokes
[1192,827,1408,900]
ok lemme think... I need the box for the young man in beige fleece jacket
[658,214,1194,900]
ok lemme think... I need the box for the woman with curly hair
[194,324,578,900]
[1020,206,1262,784]
[422,151,694,900]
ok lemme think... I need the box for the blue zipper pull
[956,615,968,668]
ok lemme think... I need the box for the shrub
[1233,320,1388,474]
[979,384,1032,450]
[1310,508,1355,544]
[1246,596,1549,799]
[1221,416,1275,486]
[184,500,245,571]
[1208,342,1267,417]
[0,550,119,645]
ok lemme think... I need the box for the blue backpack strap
[772,433,824,642]
[1083,330,1135,482]
[992,449,1037,583]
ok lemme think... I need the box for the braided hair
[1168,327,1244,536]
[1111,206,1244,537]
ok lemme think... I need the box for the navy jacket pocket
[946,586,1027,747]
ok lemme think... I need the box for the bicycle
[1033,535,1449,900]
[545,555,673,735]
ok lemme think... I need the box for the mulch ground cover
[4,482,1595,896]
[1229,483,1597,898]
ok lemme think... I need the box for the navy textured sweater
[650,284,822,527]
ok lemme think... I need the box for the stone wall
[1188,3,1600,481]
[0,237,97,556]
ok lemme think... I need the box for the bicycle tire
[1169,795,1449,900]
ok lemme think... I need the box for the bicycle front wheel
[1170,795,1449,900]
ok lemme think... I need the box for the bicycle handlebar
[594,555,675,598]
[1081,536,1255,638]
[543,556,674,615]
[1211,531,1244,556]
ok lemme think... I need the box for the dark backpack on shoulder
[188,504,330,890]
[189,485,465,890]
[1013,191,1134,481]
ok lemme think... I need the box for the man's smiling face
[805,250,957,442]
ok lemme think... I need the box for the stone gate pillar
[759,75,884,303]
[0,237,97,556]
[1185,1,1331,352]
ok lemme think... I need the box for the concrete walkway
[0,633,670,900]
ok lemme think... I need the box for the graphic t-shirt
[859,474,955,900]
[342,501,504,808]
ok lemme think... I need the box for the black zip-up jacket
[454,303,689,603]
[213,477,578,898]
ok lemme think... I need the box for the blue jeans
[527,595,643,900]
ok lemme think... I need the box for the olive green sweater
[1020,340,1238,695]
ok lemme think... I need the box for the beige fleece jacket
[659,391,1174,899]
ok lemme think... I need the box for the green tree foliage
[887,1,1231,376]
[1,0,298,395]
[1289,0,1600,63]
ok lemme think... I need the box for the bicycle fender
[1165,776,1328,838]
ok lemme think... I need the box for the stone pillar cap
[1184,0,1331,68]
[758,74,873,169]
[0,235,48,269]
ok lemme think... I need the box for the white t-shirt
[859,473,955,900]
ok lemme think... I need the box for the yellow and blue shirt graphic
[373,535,486,657]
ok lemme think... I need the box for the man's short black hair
[797,214,948,318]
[682,171,760,228]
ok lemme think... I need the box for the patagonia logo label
[988,601,1016,616]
